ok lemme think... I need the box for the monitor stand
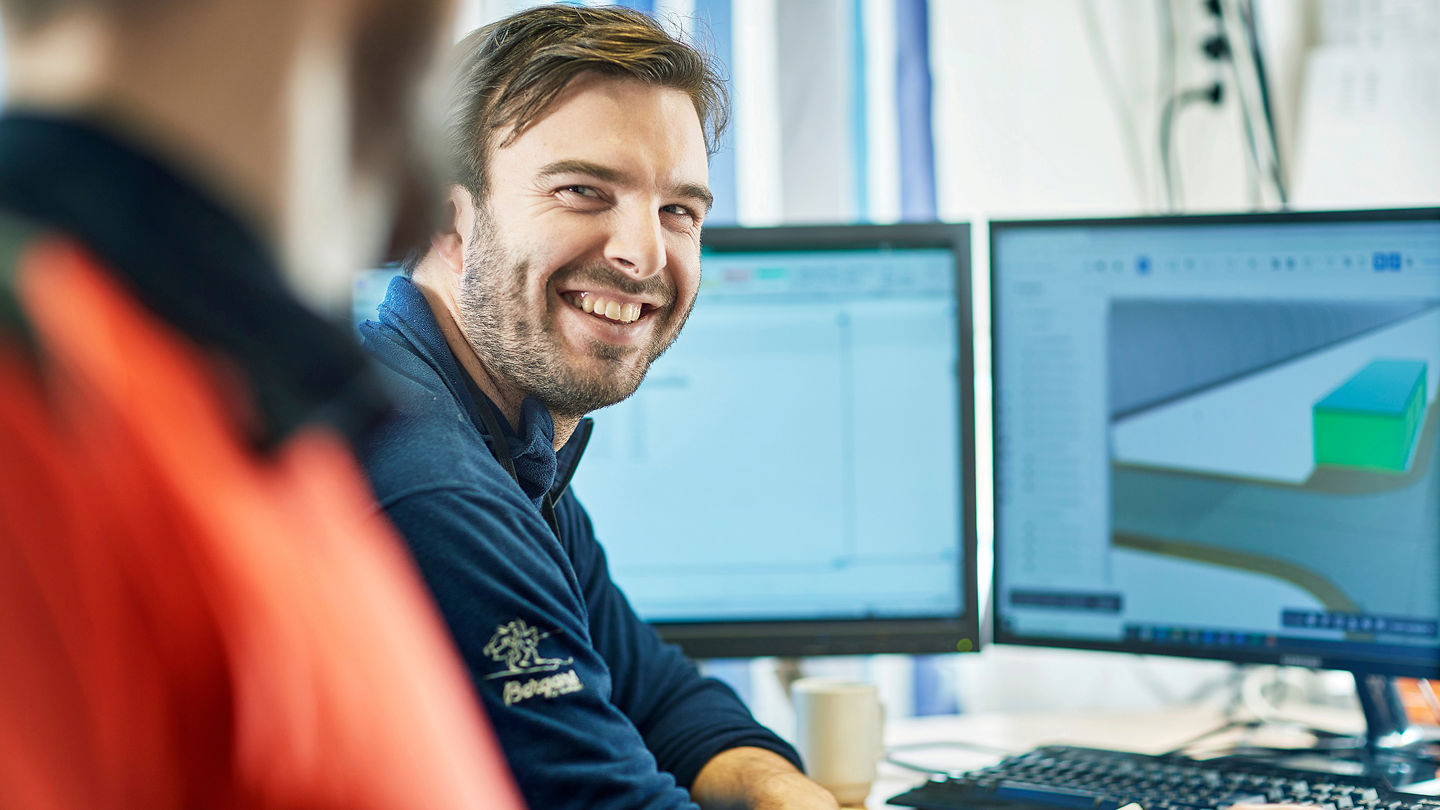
[1355,673,1424,751]
[1250,674,1435,787]
[1349,674,1434,785]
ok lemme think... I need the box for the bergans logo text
[502,670,584,707]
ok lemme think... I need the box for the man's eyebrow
[537,159,714,214]
[675,182,714,214]
[536,159,628,184]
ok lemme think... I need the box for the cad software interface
[993,215,1440,667]
[572,245,966,624]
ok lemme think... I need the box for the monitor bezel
[644,221,981,659]
[988,206,1440,679]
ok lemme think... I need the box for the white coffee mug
[791,678,884,806]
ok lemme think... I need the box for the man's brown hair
[444,4,728,198]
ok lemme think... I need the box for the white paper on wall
[1292,47,1440,208]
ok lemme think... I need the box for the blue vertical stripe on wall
[693,0,738,226]
[899,0,950,715]
[895,0,936,221]
[850,0,870,222]
[912,655,961,716]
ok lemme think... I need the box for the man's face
[456,73,711,419]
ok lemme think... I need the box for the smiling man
[358,6,838,810]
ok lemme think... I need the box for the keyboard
[888,745,1440,810]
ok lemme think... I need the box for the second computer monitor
[571,222,978,658]
[990,208,1440,678]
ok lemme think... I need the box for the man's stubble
[456,210,697,421]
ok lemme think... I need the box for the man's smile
[562,290,660,326]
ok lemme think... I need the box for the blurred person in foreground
[359,6,838,809]
[0,0,523,808]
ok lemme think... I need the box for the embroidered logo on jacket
[501,670,584,707]
[483,618,583,705]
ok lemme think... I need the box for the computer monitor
[990,208,1440,747]
[569,223,979,658]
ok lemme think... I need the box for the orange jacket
[0,234,524,808]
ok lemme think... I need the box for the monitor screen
[990,209,1440,678]
[571,223,979,658]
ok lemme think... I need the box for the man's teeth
[576,295,642,324]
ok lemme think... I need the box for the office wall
[932,0,1440,221]
[931,0,1317,219]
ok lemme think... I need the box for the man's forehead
[497,75,705,155]
[491,78,709,186]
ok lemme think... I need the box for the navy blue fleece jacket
[358,276,800,809]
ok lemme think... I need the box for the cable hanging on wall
[1156,0,1289,213]
[1158,0,1226,212]
[1224,0,1289,207]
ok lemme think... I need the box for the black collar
[0,113,392,450]
[374,275,592,503]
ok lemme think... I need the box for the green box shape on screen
[1313,359,1428,473]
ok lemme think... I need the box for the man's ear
[431,184,478,275]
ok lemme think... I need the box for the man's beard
[456,215,695,421]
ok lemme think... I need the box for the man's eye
[561,185,600,198]
[663,204,697,220]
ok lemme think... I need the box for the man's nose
[604,205,666,279]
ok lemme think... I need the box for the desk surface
[860,704,1369,809]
